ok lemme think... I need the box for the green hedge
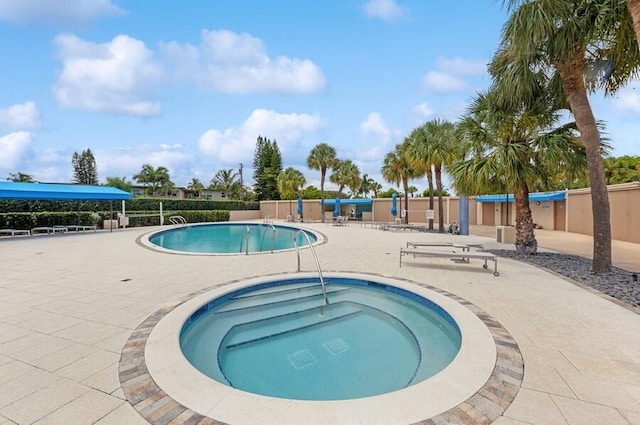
[0,210,230,229]
[0,197,259,213]
[0,212,101,229]
[120,210,230,228]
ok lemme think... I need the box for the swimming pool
[180,277,462,400]
[143,272,499,424]
[146,222,319,254]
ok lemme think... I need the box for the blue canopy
[333,196,341,217]
[391,193,398,216]
[0,182,132,201]
[475,191,565,203]
[297,197,302,215]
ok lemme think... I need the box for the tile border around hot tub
[119,272,523,425]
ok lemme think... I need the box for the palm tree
[626,0,640,52]
[133,164,171,196]
[381,144,417,224]
[210,169,240,199]
[307,143,338,222]
[330,160,361,196]
[496,0,640,271]
[357,174,376,198]
[277,167,306,217]
[277,167,306,200]
[371,181,383,198]
[405,119,457,232]
[7,172,35,182]
[452,87,591,255]
[187,178,205,198]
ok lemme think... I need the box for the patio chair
[0,229,31,237]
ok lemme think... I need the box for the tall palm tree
[307,143,338,222]
[496,0,640,271]
[330,160,361,196]
[452,88,591,255]
[187,178,205,198]
[210,169,240,199]
[381,144,417,224]
[624,0,640,52]
[405,119,457,232]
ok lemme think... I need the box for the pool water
[180,278,461,400]
[148,223,316,254]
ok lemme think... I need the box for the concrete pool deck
[1,223,639,424]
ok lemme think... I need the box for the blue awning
[0,182,132,200]
[320,198,373,206]
[475,191,565,203]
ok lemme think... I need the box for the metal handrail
[258,223,277,253]
[169,215,187,226]
[293,229,328,305]
[244,225,250,255]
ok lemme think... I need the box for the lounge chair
[31,226,68,235]
[0,229,31,237]
[399,246,499,276]
[58,225,97,232]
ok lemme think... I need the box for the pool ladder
[169,215,187,226]
[293,229,328,305]
[242,224,277,255]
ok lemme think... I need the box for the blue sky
[1,0,638,194]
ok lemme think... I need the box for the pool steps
[214,286,349,314]
[224,301,363,349]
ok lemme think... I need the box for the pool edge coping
[119,272,524,425]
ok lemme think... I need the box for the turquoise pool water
[180,277,461,401]
[148,223,316,254]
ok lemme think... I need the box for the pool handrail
[244,225,250,255]
[293,229,328,305]
[169,215,187,226]
[258,223,277,253]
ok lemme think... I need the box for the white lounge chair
[31,226,68,235]
[399,247,499,276]
[0,229,31,237]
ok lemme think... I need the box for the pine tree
[72,149,99,185]
[252,136,282,201]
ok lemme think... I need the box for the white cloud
[435,56,487,76]
[413,102,435,122]
[97,145,192,180]
[0,131,33,170]
[422,71,467,92]
[359,112,393,143]
[613,89,640,114]
[52,34,163,116]
[0,102,40,130]
[198,109,324,164]
[160,29,326,94]
[0,0,123,25]
[363,0,405,21]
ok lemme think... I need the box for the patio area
[0,223,639,424]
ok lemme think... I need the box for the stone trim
[119,273,523,425]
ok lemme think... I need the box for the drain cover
[287,349,316,369]
[323,337,349,355]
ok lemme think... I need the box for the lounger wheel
[483,264,488,269]
[494,271,500,277]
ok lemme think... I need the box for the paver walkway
[0,223,639,424]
